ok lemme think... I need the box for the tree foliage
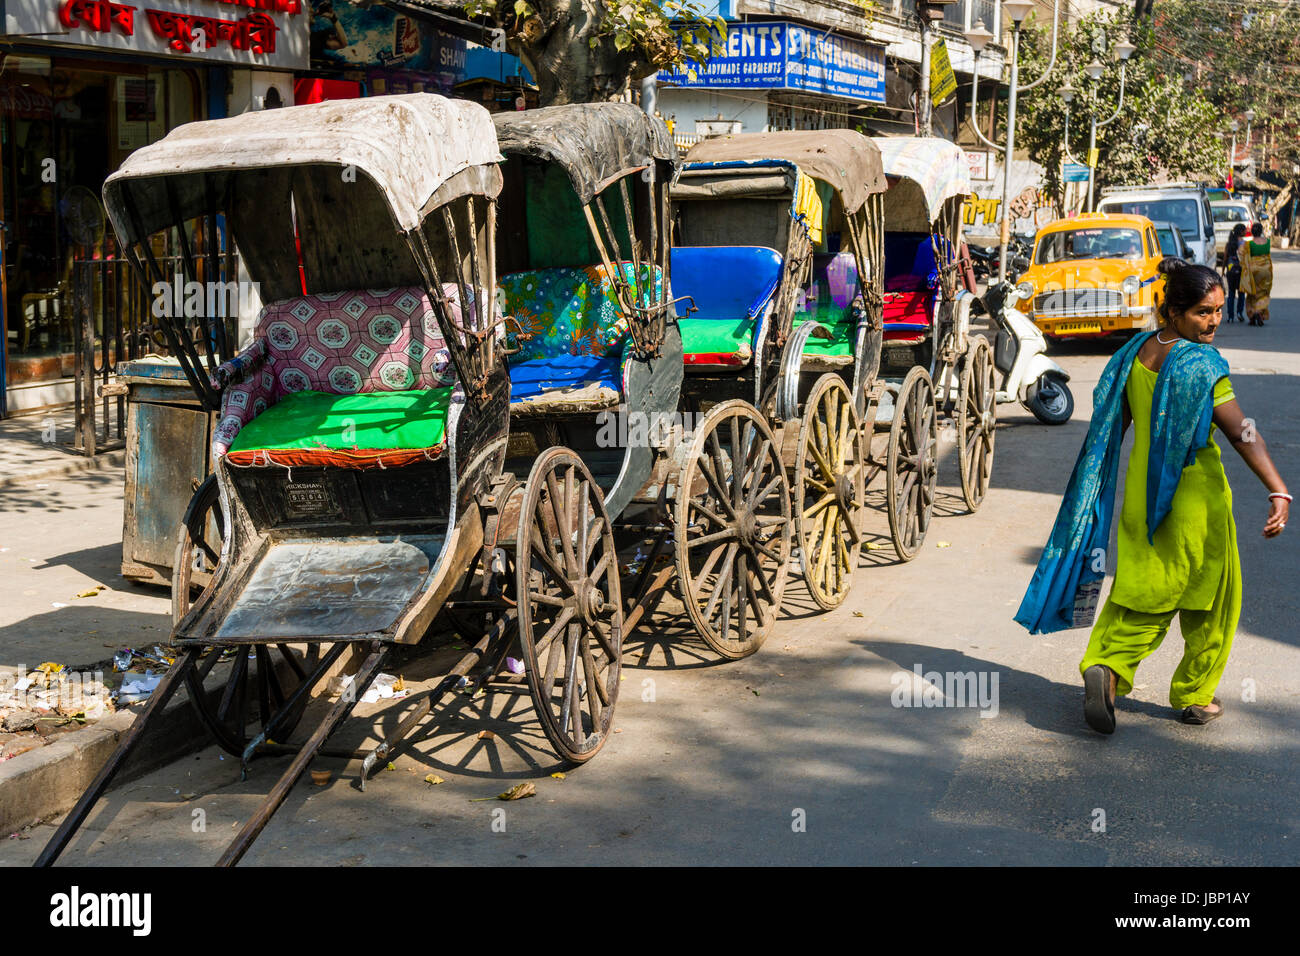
[463,0,724,106]
[1010,9,1224,209]
[1146,0,1300,173]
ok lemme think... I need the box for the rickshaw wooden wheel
[794,375,866,610]
[184,641,314,757]
[674,399,792,659]
[172,473,224,625]
[957,338,997,513]
[886,367,938,562]
[516,448,623,764]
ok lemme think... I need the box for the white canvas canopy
[874,137,971,230]
[104,93,502,242]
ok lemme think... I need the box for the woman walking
[1016,259,1289,733]
[1239,222,1273,325]
[1223,223,1247,323]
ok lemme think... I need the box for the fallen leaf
[477,730,495,740]
[393,676,405,692]
[936,541,952,549]
[386,762,396,771]
[550,772,565,780]
[498,782,536,801]
[75,585,106,598]
[864,542,886,550]
[852,611,864,618]
[424,773,444,785]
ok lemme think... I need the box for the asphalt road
[5,255,1298,867]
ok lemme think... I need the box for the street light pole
[965,1,1060,282]
[1229,119,1239,190]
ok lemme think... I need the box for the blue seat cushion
[670,246,784,323]
[509,353,623,404]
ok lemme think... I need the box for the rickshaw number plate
[285,481,338,517]
[1055,321,1102,334]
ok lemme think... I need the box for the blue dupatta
[1014,333,1230,635]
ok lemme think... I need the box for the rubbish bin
[117,357,215,589]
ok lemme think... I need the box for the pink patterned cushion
[214,285,477,457]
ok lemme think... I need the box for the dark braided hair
[1157,257,1223,324]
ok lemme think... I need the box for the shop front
[0,0,308,417]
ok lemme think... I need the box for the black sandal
[1083,665,1117,735]
[1180,697,1223,725]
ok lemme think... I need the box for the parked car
[1015,212,1165,342]
[1152,220,1192,260]
[1211,200,1255,265]
[1096,184,1216,268]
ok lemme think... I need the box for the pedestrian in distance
[1223,223,1247,323]
[1015,258,1289,734]
[1239,222,1273,325]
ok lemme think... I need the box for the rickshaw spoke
[688,527,738,550]
[702,542,739,622]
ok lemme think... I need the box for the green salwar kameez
[1079,358,1241,708]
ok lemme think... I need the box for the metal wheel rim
[794,375,865,610]
[885,368,938,562]
[958,339,997,512]
[516,448,622,763]
[674,399,792,660]
[172,474,225,626]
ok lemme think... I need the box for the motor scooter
[982,280,1074,425]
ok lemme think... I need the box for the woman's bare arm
[1213,397,1289,537]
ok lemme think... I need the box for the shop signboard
[1063,162,1090,183]
[3,0,309,68]
[659,20,886,104]
[308,1,467,92]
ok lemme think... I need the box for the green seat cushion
[796,307,854,358]
[680,317,755,367]
[229,388,453,455]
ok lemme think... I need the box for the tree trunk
[511,0,652,106]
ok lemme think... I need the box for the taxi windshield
[1036,227,1144,264]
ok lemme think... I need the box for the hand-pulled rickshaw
[870,136,996,552]
[36,94,633,868]
[669,130,893,614]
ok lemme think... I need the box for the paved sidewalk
[0,407,125,487]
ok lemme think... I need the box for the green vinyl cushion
[680,317,755,368]
[228,388,453,455]
[796,304,854,358]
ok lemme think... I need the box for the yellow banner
[931,38,958,106]
[1087,147,1100,168]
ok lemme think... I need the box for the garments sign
[930,38,957,106]
[4,0,308,68]
[659,21,886,104]
[1063,162,1090,183]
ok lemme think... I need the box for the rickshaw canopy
[873,136,971,231]
[492,102,676,205]
[683,129,887,215]
[103,93,503,244]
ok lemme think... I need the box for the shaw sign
[659,21,886,104]
[4,0,307,68]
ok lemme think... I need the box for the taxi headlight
[1122,276,1141,296]
[1016,280,1035,300]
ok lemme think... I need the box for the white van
[1096,185,1217,269]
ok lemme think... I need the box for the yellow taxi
[1016,212,1165,339]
